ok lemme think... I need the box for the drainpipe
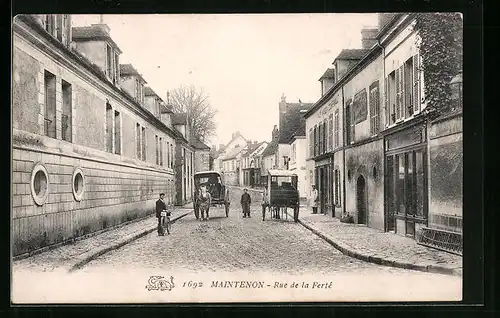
[376,37,387,230]
[342,85,346,217]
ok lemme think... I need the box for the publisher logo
[145,276,175,291]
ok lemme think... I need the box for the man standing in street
[261,186,269,221]
[241,188,252,218]
[310,185,319,214]
[156,193,167,236]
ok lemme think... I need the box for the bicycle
[160,210,172,235]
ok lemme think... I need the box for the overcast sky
[72,14,378,147]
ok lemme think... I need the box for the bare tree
[168,85,218,142]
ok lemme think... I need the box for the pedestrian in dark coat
[261,186,269,221]
[156,193,167,236]
[241,188,252,218]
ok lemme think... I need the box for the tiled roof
[318,68,335,80]
[190,136,210,150]
[334,49,370,62]
[261,138,278,157]
[144,86,158,97]
[241,142,264,157]
[119,64,147,83]
[221,146,245,160]
[172,113,188,125]
[289,120,306,143]
[160,103,174,114]
[71,25,122,54]
[278,103,314,144]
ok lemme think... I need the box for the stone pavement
[228,185,462,276]
[12,204,193,273]
[293,209,462,276]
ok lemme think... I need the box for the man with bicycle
[156,193,169,236]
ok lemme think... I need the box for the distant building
[241,141,268,187]
[172,113,195,205]
[191,136,211,172]
[220,145,246,186]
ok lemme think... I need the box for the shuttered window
[309,128,313,157]
[334,110,340,148]
[413,54,421,114]
[369,81,380,136]
[328,114,333,151]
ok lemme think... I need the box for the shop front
[314,156,333,216]
[384,122,428,238]
[243,167,260,187]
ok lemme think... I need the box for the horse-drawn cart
[193,171,230,219]
[267,169,300,222]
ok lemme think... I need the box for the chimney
[361,27,379,49]
[378,13,398,31]
[272,125,279,140]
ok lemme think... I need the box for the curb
[294,216,462,277]
[67,211,192,272]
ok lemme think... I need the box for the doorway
[356,175,367,224]
[320,167,327,214]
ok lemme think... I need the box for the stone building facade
[304,13,462,240]
[172,113,195,205]
[191,137,211,173]
[12,15,180,256]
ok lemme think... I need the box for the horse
[198,190,211,221]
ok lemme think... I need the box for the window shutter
[60,15,66,44]
[413,54,421,113]
[384,77,390,126]
[318,124,322,154]
[399,65,405,119]
[350,102,355,143]
[328,114,333,151]
[396,68,402,121]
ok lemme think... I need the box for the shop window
[72,168,85,202]
[31,163,49,206]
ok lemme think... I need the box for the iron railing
[416,227,462,256]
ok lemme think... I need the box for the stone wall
[344,138,385,230]
[11,141,175,256]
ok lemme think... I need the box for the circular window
[373,166,378,180]
[31,163,49,206]
[72,168,85,201]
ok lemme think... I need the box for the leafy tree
[168,85,218,142]
[414,13,463,115]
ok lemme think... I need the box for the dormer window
[106,44,120,85]
[42,15,71,47]
[135,78,144,103]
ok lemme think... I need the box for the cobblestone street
[12,202,462,303]
[81,202,452,277]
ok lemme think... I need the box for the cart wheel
[225,202,229,217]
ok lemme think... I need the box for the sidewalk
[12,205,193,273]
[293,209,462,276]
